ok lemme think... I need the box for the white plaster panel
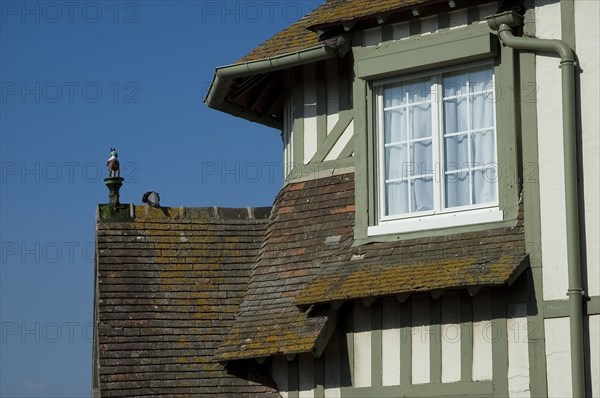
[472,290,493,381]
[411,296,430,384]
[441,293,461,383]
[535,0,569,301]
[507,303,531,397]
[392,22,409,40]
[575,0,600,297]
[545,317,572,397]
[588,315,600,397]
[324,330,341,398]
[299,353,314,398]
[303,64,317,165]
[271,356,289,398]
[324,121,353,161]
[326,59,339,135]
[382,298,401,386]
[354,302,372,387]
[363,27,382,47]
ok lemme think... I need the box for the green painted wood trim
[346,303,355,388]
[544,296,600,318]
[311,110,353,163]
[467,7,480,25]
[353,218,519,246]
[338,56,351,111]
[495,44,520,223]
[371,300,383,387]
[560,0,576,50]
[491,294,509,397]
[288,359,299,398]
[350,381,493,397]
[314,356,324,398]
[519,44,550,397]
[460,293,473,382]
[430,299,442,384]
[399,301,412,386]
[339,137,355,158]
[409,19,421,36]
[381,25,393,42]
[352,57,370,241]
[438,13,450,30]
[316,61,328,148]
[292,68,304,171]
[340,312,353,397]
[287,157,354,183]
[354,22,491,62]
[357,34,498,79]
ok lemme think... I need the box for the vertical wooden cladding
[272,291,536,396]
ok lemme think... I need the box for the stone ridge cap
[97,203,272,222]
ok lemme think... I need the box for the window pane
[445,134,469,170]
[472,92,494,130]
[445,172,469,208]
[386,181,408,216]
[443,73,468,98]
[384,79,431,108]
[469,68,493,93]
[384,84,408,108]
[413,140,433,176]
[473,168,497,204]
[411,178,433,212]
[472,130,495,166]
[443,96,468,134]
[412,103,432,139]
[385,144,408,180]
[384,109,407,143]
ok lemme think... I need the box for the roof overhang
[296,254,530,307]
[204,36,349,129]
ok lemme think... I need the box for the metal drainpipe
[486,11,585,397]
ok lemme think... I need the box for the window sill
[367,206,503,236]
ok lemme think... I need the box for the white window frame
[368,61,502,236]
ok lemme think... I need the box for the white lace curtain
[381,66,497,217]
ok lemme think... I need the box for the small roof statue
[107,147,120,177]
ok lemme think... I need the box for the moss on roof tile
[239,0,435,62]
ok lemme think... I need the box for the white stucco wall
[353,302,372,387]
[575,0,600,298]
[507,303,531,397]
[441,293,461,383]
[382,298,402,386]
[535,0,570,302]
[545,317,572,397]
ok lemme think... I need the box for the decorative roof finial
[104,147,124,210]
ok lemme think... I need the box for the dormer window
[369,63,503,235]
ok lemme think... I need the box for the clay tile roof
[240,0,436,63]
[95,205,278,397]
[296,254,529,306]
[215,173,528,362]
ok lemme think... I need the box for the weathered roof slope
[216,175,356,361]
[95,205,279,397]
[217,173,527,361]
[240,0,434,62]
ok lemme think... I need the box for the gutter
[486,11,585,397]
[204,36,349,122]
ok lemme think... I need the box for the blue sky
[0,1,321,396]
